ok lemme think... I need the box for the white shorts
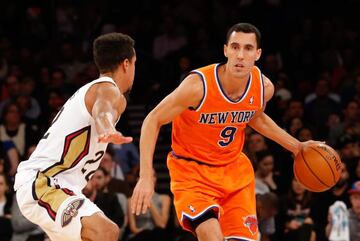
[16,172,101,241]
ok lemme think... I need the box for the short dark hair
[226,23,261,48]
[93,33,135,73]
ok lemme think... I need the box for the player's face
[224,31,261,78]
[124,51,136,94]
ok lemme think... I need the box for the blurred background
[0,0,359,241]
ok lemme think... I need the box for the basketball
[293,143,342,192]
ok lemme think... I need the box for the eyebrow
[229,42,255,49]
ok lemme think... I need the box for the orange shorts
[167,152,258,241]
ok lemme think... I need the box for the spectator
[304,79,341,139]
[152,16,187,61]
[99,149,132,198]
[111,142,140,188]
[328,100,359,146]
[278,178,315,241]
[311,162,351,241]
[326,180,360,241]
[245,132,269,165]
[296,126,315,142]
[82,168,125,230]
[256,192,279,241]
[0,102,39,159]
[0,173,12,241]
[11,194,45,241]
[347,181,360,241]
[0,75,21,117]
[127,169,171,241]
[255,150,281,194]
[0,140,19,178]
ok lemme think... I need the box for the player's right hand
[130,176,155,215]
[97,131,133,144]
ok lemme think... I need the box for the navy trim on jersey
[259,69,265,109]
[215,63,251,103]
[187,71,207,111]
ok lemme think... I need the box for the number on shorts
[218,126,237,147]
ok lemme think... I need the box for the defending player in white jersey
[14,32,136,241]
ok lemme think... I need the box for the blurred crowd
[0,0,359,241]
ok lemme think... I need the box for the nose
[237,48,244,59]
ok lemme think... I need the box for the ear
[121,59,130,72]
[124,59,129,69]
[223,44,228,58]
[255,48,262,61]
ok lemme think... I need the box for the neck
[0,194,6,202]
[221,64,249,96]
[100,72,123,93]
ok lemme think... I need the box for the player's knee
[101,222,120,240]
[82,216,120,241]
[195,218,223,241]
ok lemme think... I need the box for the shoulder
[262,74,274,102]
[173,73,205,109]
[86,81,125,112]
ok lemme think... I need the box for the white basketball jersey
[14,77,117,192]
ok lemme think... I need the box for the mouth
[234,64,245,70]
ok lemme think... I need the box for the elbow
[142,111,162,129]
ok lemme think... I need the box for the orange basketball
[293,143,342,192]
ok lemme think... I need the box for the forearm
[249,112,300,154]
[139,113,161,177]
[92,99,117,135]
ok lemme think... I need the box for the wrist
[292,141,302,156]
[139,171,153,179]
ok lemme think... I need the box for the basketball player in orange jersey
[14,33,135,241]
[131,23,320,241]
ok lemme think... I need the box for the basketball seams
[300,149,330,188]
[309,146,336,184]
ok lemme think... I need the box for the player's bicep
[263,75,274,103]
[91,83,124,121]
[148,74,203,125]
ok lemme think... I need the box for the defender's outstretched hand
[131,177,155,215]
[98,131,133,144]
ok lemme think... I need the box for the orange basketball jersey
[172,63,265,166]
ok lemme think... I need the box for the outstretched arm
[131,74,203,215]
[249,75,320,155]
[249,112,301,155]
[86,82,132,144]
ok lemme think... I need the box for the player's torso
[14,77,116,191]
[172,63,264,166]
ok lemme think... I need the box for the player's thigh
[220,179,259,241]
[81,212,120,241]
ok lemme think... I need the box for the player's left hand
[295,140,325,156]
[98,131,133,144]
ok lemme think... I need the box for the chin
[123,88,132,101]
